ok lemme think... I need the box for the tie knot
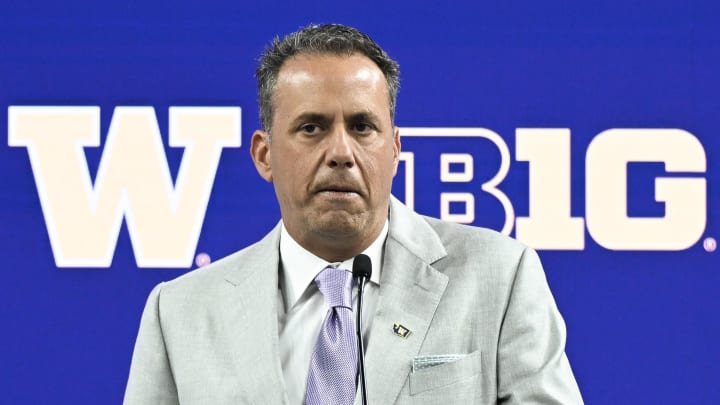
[314,266,353,309]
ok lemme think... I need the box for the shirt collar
[279,221,387,312]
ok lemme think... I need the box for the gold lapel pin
[392,323,411,338]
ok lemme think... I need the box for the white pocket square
[412,354,467,372]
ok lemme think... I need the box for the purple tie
[305,266,357,405]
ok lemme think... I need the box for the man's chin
[308,211,367,238]
[313,219,362,238]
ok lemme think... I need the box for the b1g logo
[7,107,710,268]
[398,127,707,251]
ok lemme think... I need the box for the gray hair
[255,23,400,132]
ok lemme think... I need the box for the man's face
[251,53,400,261]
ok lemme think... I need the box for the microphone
[353,254,372,405]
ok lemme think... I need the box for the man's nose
[326,127,355,168]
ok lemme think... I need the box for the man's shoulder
[388,198,535,283]
[155,225,280,298]
[415,214,535,282]
[421,214,528,256]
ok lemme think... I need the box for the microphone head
[352,254,372,280]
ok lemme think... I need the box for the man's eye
[300,124,320,134]
[353,123,372,133]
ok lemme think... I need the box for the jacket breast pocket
[409,350,482,396]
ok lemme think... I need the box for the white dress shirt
[278,221,386,405]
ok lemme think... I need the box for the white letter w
[8,106,241,268]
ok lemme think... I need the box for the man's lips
[317,188,359,195]
[313,183,362,196]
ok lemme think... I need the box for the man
[124,24,583,404]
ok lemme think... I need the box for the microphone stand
[356,275,368,405]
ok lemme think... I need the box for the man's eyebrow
[289,113,331,127]
[348,111,382,124]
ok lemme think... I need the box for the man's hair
[256,23,400,132]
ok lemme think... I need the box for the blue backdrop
[1,1,718,403]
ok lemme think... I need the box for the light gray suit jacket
[124,198,583,404]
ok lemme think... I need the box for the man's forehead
[276,53,383,84]
[269,52,393,128]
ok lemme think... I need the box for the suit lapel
[212,200,447,404]
[360,198,449,404]
[219,225,290,404]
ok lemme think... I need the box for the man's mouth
[315,184,362,197]
[318,188,357,195]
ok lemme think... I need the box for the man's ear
[392,126,401,176]
[250,130,273,182]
